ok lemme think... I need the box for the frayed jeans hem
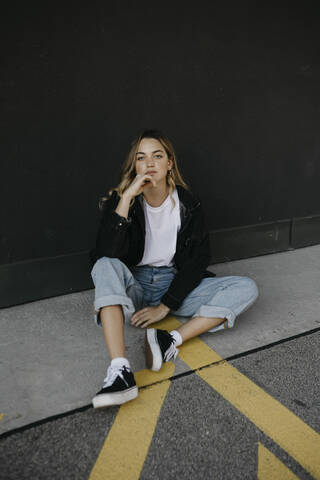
[191,305,236,333]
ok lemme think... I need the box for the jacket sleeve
[94,191,132,260]
[160,201,211,311]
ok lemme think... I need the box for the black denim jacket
[89,184,216,311]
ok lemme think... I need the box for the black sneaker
[145,329,179,371]
[92,364,138,408]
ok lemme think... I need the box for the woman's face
[135,138,173,184]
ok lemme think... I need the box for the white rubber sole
[145,329,162,371]
[92,386,138,408]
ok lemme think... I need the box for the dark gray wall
[1,2,320,306]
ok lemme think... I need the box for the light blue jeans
[91,257,259,332]
[90,257,259,333]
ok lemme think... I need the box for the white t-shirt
[136,187,181,267]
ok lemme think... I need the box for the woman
[89,129,259,408]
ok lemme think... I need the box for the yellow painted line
[89,363,175,480]
[257,443,299,479]
[153,316,183,333]
[177,331,222,368]
[177,337,320,479]
[134,363,176,388]
[89,314,320,478]
[0,413,4,421]
[136,314,320,478]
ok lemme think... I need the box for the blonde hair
[99,128,190,213]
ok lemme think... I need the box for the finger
[131,312,146,326]
[131,319,142,327]
[131,315,138,324]
[140,320,153,328]
[138,320,150,328]
[135,317,147,327]
[131,308,146,320]
[135,315,149,327]
[131,316,140,325]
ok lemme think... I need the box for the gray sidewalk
[1,244,320,435]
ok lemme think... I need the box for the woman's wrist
[158,302,170,314]
[115,192,132,219]
[122,191,133,201]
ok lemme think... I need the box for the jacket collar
[176,184,200,209]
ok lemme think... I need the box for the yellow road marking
[89,363,175,480]
[177,334,320,479]
[0,414,4,421]
[90,315,320,479]
[153,316,183,333]
[257,443,299,479]
[134,363,176,388]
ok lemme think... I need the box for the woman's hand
[124,172,157,199]
[130,304,169,328]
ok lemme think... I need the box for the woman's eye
[137,155,162,160]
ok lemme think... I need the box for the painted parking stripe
[257,443,299,479]
[90,316,320,479]
[89,363,175,480]
[177,334,320,479]
[157,317,320,478]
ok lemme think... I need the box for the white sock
[170,330,182,346]
[110,357,131,369]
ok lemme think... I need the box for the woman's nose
[145,158,159,168]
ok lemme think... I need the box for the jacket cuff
[109,211,132,229]
[160,291,182,311]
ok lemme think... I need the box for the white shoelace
[164,341,179,362]
[103,364,130,388]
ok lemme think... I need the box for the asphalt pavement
[0,330,319,479]
[1,245,320,479]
